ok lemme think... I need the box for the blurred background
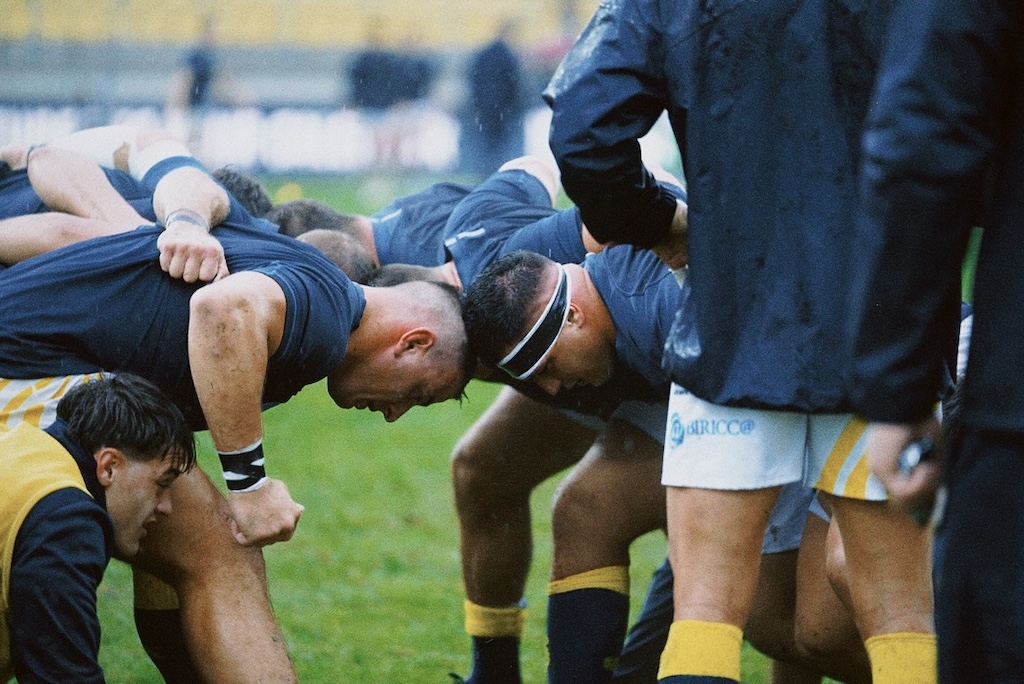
[0,0,679,179]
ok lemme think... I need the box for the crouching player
[0,374,195,682]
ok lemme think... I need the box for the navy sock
[461,636,521,684]
[614,558,674,682]
[659,677,738,683]
[547,588,630,684]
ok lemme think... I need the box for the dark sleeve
[10,489,111,684]
[544,0,678,248]
[848,0,1013,421]
[499,208,588,265]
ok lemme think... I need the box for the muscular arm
[188,271,302,545]
[9,127,229,280]
[28,144,149,231]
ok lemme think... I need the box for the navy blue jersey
[443,169,587,287]
[586,246,681,393]
[371,182,472,267]
[0,156,279,239]
[0,216,364,430]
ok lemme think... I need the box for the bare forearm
[153,166,230,229]
[28,146,147,230]
[0,214,122,264]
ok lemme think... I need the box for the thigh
[130,465,260,583]
[453,385,599,495]
[556,416,668,537]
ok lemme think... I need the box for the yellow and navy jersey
[0,420,110,683]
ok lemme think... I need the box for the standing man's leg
[656,388,811,682]
[451,387,597,683]
[812,414,935,684]
[660,485,780,683]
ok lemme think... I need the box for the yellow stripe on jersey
[0,374,105,429]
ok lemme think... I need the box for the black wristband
[218,440,268,492]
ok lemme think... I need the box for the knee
[745,612,798,664]
[451,438,525,515]
[550,477,602,544]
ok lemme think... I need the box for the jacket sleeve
[848,0,1014,422]
[9,489,111,684]
[544,0,679,249]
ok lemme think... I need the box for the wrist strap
[164,208,210,232]
[218,439,268,492]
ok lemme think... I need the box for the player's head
[297,229,377,283]
[266,198,363,238]
[212,166,273,218]
[56,374,196,559]
[464,251,616,395]
[362,263,446,287]
[328,280,474,421]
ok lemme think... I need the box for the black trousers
[935,429,1024,683]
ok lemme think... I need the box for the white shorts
[662,384,886,501]
[0,374,106,429]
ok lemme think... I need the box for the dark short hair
[56,374,197,473]
[266,199,362,238]
[297,229,376,283]
[462,251,550,367]
[212,166,273,218]
[363,262,441,287]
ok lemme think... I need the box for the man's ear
[95,447,124,487]
[566,300,584,328]
[396,327,436,356]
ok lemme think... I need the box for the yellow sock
[658,620,742,681]
[464,599,526,638]
[547,565,630,597]
[865,632,937,684]
[132,569,179,611]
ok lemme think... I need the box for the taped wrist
[164,208,210,232]
[218,439,268,492]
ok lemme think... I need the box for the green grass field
[94,171,779,683]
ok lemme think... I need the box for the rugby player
[464,249,870,683]
[849,1,1020,677]
[0,374,195,682]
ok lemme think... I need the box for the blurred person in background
[165,15,250,160]
[346,17,439,170]
[460,19,528,180]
